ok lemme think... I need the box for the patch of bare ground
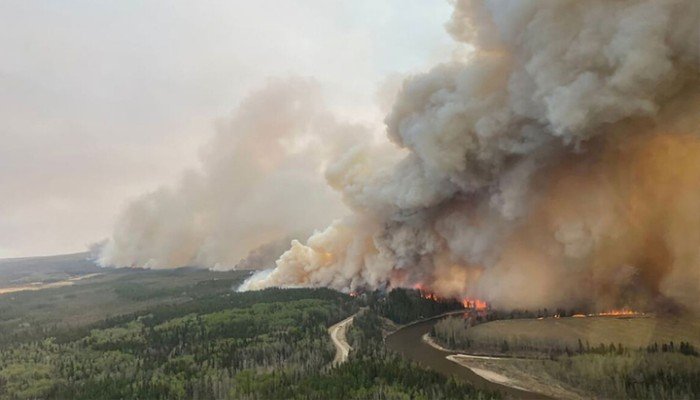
[447,355,587,400]
[329,314,355,366]
[423,331,586,399]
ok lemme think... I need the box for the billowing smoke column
[244,0,700,312]
[99,78,365,269]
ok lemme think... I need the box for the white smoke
[100,78,366,269]
[245,0,700,311]
[100,0,700,312]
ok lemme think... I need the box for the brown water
[385,314,551,400]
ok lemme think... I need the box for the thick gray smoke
[100,78,365,269]
[244,0,700,312]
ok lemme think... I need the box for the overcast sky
[0,1,454,258]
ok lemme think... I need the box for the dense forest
[0,271,496,400]
[6,266,698,399]
[0,288,354,399]
[366,288,463,324]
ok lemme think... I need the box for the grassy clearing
[454,315,700,356]
[447,356,587,400]
[450,352,700,400]
[433,314,700,399]
[0,253,99,287]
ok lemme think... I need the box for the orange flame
[462,298,488,311]
[416,287,441,301]
[413,285,489,311]
[594,308,641,317]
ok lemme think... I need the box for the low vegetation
[434,314,700,356]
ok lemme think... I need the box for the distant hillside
[0,252,100,286]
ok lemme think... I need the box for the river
[385,313,550,400]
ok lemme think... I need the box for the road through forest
[328,313,356,366]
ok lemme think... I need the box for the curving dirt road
[328,314,356,366]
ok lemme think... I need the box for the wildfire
[462,298,488,311]
[415,286,442,301]
[423,292,439,301]
[413,284,489,311]
[412,283,426,291]
[594,308,642,317]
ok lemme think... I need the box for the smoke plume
[100,78,365,269]
[243,0,700,312]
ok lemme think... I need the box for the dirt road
[328,314,356,366]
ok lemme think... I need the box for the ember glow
[462,299,488,311]
[415,285,444,302]
[594,309,643,317]
[420,292,439,302]
[415,284,489,311]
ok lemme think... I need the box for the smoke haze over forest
[5,1,699,312]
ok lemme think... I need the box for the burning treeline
[103,0,700,313]
[412,283,488,311]
[243,0,700,313]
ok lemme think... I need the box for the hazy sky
[0,1,454,258]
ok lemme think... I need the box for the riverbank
[422,325,586,399]
[445,353,585,400]
[421,331,571,398]
[425,313,700,399]
[384,313,551,399]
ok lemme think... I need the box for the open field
[446,349,700,399]
[447,355,585,400]
[0,273,103,295]
[432,314,700,399]
[464,315,700,355]
[0,253,100,287]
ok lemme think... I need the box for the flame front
[595,308,642,317]
[462,298,488,311]
[415,285,488,311]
